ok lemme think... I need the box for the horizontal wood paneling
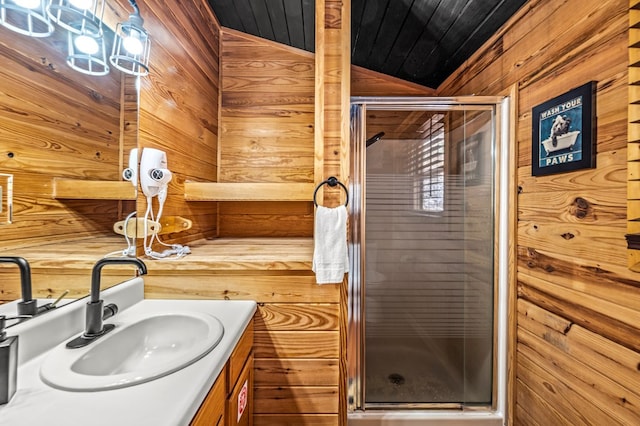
[254,304,339,331]
[253,331,339,358]
[254,358,339,386]
[184,182,315,201]
[136,0,220,247]
[0,237,139,303]
[0,1,131,250]
[351,65,436,96]
[440,0,636,424]
[254,386,339,414]
[138,238,340,425]
[254,414,338,426]
[219,30,315,237]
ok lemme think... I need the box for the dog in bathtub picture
[539,108,582,159]
[532,81,595,175]
[550,114,571,147]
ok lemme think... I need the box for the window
[409,113,445,213]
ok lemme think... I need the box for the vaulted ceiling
[206,0,528,88]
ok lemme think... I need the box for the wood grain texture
[0,1,130,250]
[315,5,350,424]
[190,367,226,426]
[631,1,640,271]
[254,386,339,414]
[254,414,338,426]
[254,304,339,331]
[219,29,315,237]
[441,0,636,424]
[52,179,137,200]
[136,0,221,248]
[351,65,436,96]
[184,182,315,201]
[254,358,339,386]
[0,237,139,302]
[253,331,339,358]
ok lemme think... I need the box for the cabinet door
[191,369,226,426]
[227,353,253,426]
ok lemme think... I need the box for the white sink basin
[40,311,224,391]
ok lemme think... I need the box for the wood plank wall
[216,32,435,239]
[0,1,434,423]
[136,0,221,247]
[0,0,140,300]
[218,29,315,238]
[0,11,128,250]
[438,0,638,423]
[629,4,640,269]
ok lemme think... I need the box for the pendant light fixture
[66,25,108,75]
[47,0,104,36]
[0,0,54,37]
[0,0,151,77]
[47,0,110,76]
[109,0,150,76]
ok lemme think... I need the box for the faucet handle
[0,316,6,341]
[0,314,31,341]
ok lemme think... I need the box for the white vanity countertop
[0,278,256,426]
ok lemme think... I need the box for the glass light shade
[67,29,108,75]
[122,30,143,55]
[14,0,40,8]
[47,0,103,35]
[0,0,53,36]
[74,32,98,54]
[68,0,90,8]
[109,18,150,76]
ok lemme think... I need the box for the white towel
[312,205,349,284]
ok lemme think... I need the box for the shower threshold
[348,410,504,425]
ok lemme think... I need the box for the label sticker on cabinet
[237,379,248,421]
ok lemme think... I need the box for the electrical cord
[103,211,137,258]
[143,187,190,260]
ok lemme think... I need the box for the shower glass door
[349,97,505,410]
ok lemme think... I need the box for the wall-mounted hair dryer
[122,148,139,188]
[140,148,172,197]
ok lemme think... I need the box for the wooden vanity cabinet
[191,321,254,426]
[227,352,253,426]
[191,369,227,426]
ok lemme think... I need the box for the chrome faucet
[66,257,147,349]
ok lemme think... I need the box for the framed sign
[531,81,596,176]
[457,132,484,186]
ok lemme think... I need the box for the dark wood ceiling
[206,0,527,88]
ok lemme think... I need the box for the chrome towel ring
[313,176,348,207]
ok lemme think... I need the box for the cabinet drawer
[191,367,227,426]
[227,353,253,426]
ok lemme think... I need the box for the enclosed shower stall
[348,97,510,425]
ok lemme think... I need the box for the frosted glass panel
[363,109,494,406]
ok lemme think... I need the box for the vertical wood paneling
[315,0,350,208]
[315,4,350,426]
[629,2,640,270]
[440,0,635,424]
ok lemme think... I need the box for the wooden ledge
[52,179,137,200]
[184,182,315,202]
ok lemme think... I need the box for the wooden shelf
[52,179,136,200]
[184,182,314,202]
